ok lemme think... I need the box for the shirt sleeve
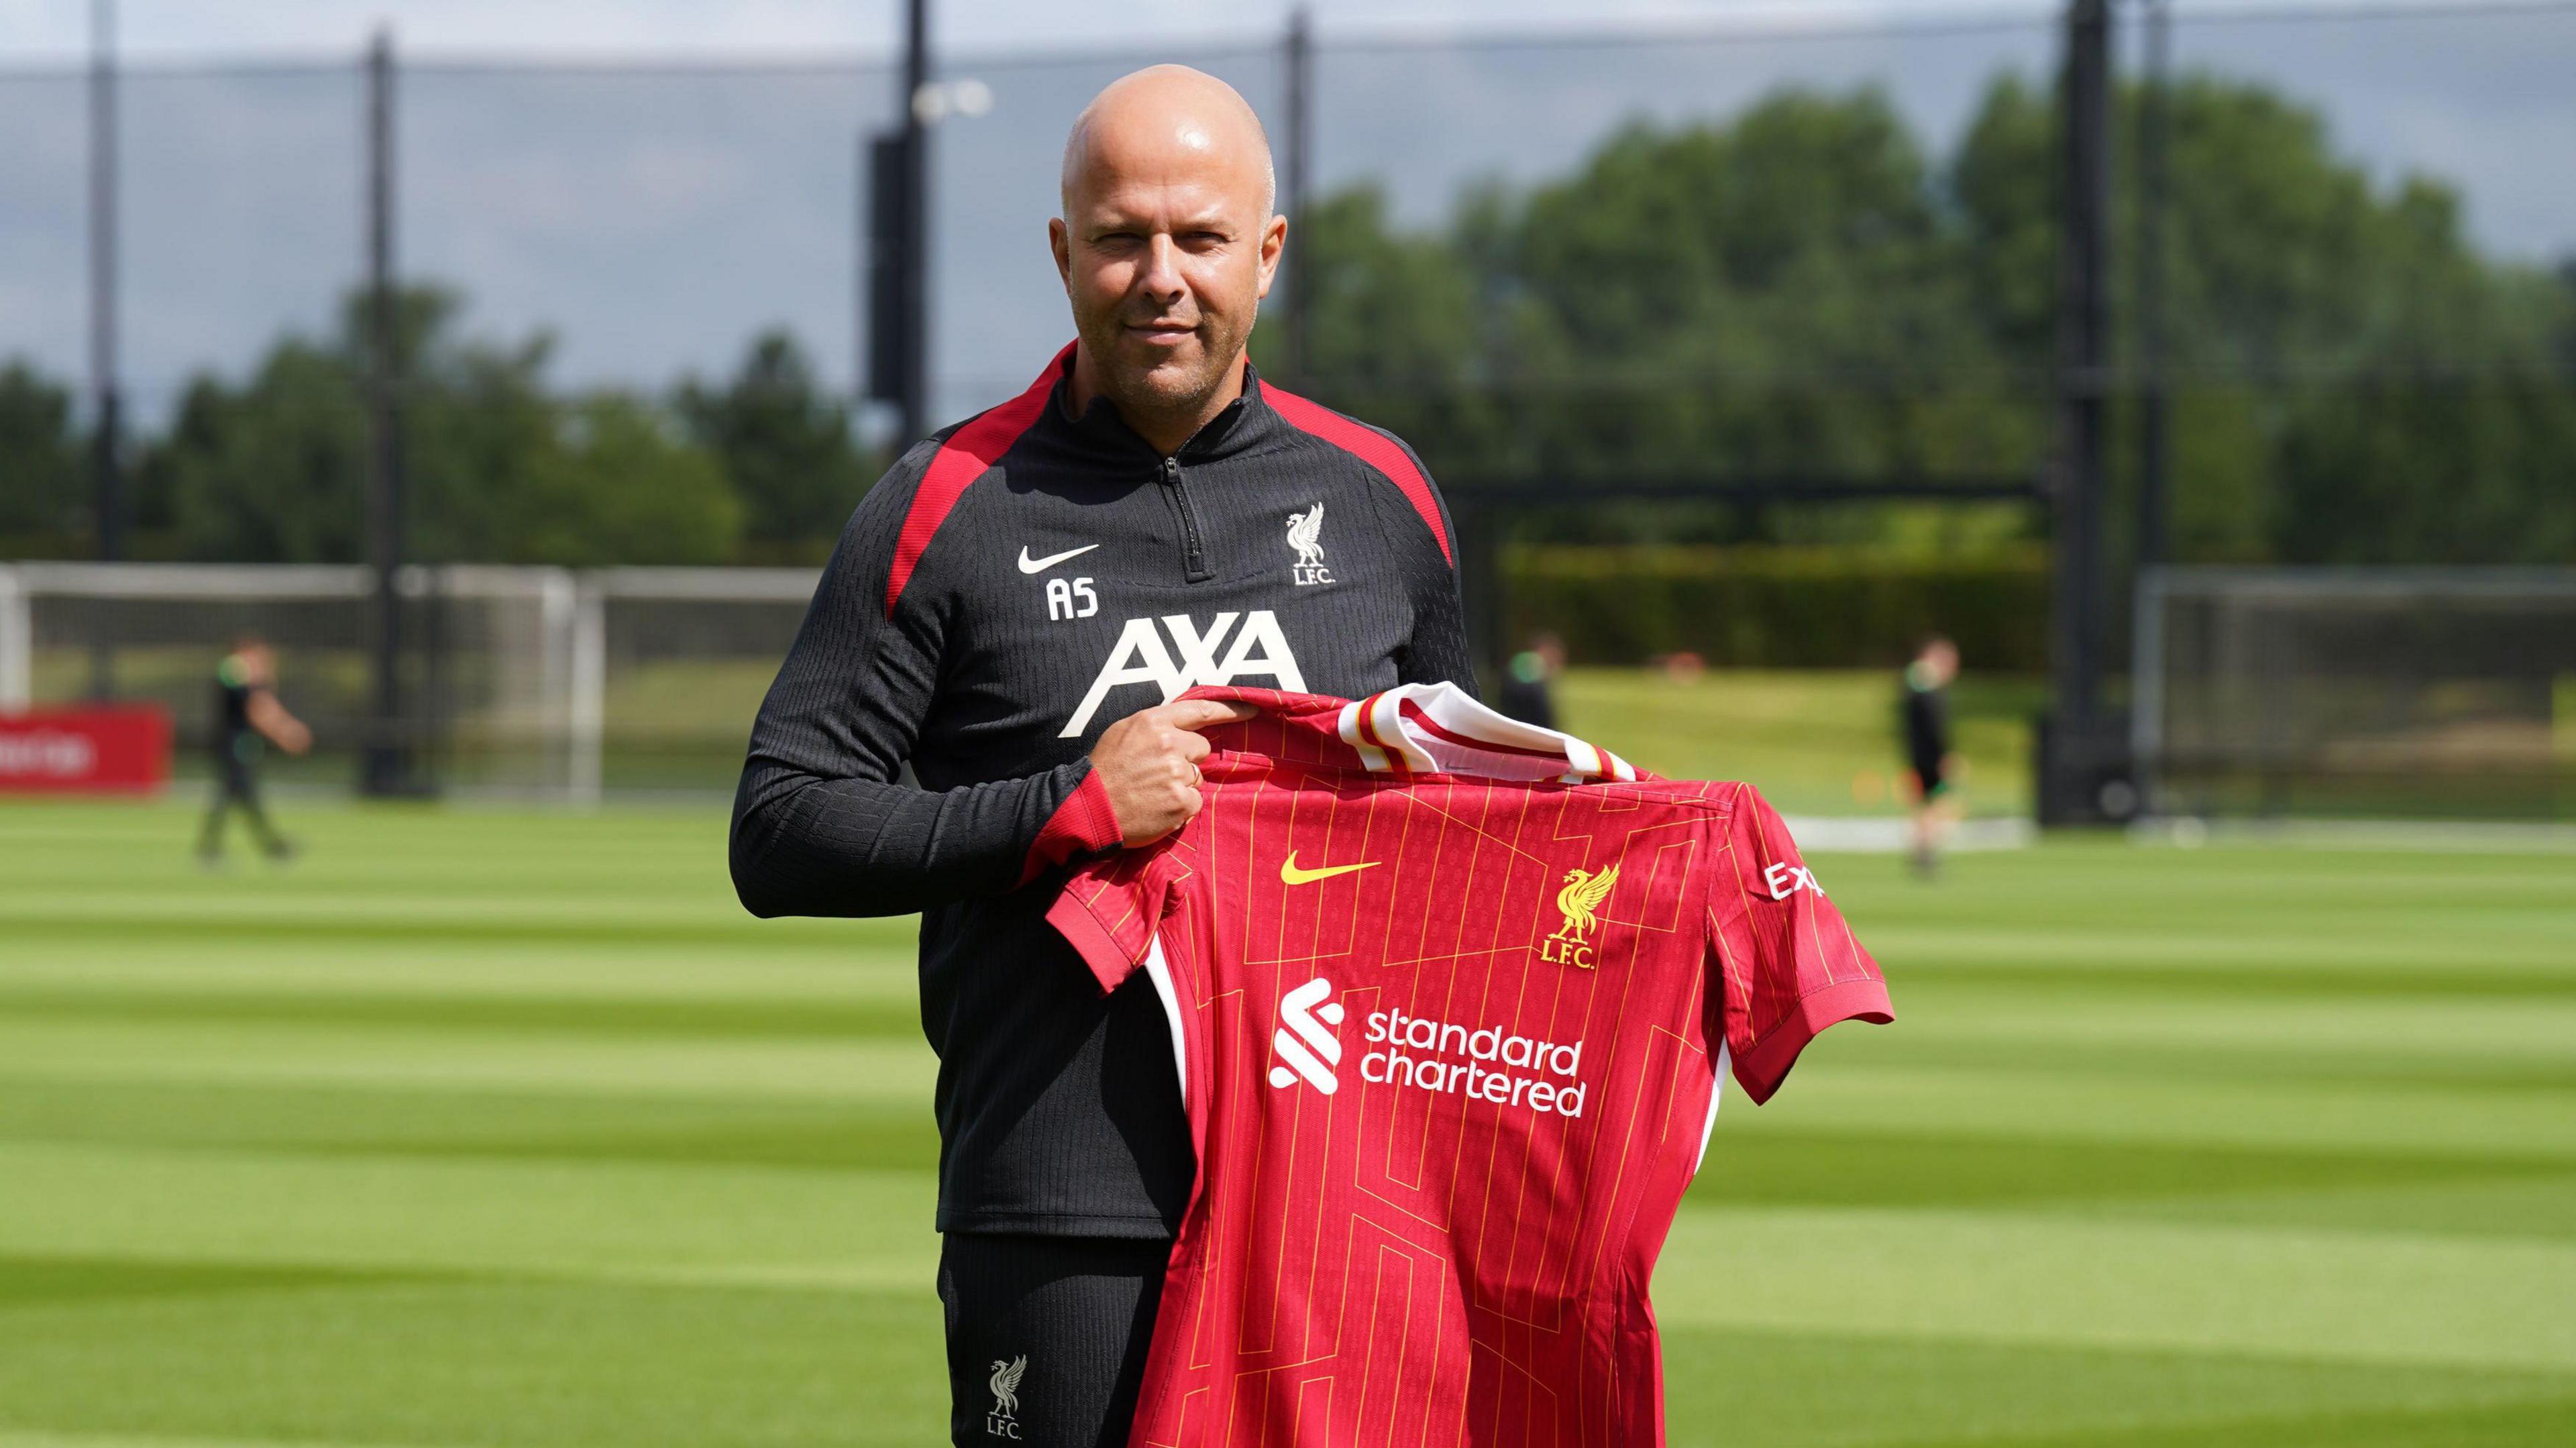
[1046,846,1183,993]
[1707,785,1893,1104]
[727,437,1125,920]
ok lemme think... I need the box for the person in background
[1899,634,1961,877]
[199,634,310,866]
[1497,631,1566,730]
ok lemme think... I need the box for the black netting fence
[1,3,2570,717]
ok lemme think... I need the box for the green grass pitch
[1,799,2571,1447]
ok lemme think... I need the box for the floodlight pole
[2130,0,2174,814]
[86,0,121,698]
[360,28,416,796]
[2135,0,2171,578]
[2043,0,2114,824]
[897,0,930,445]
[1282,7,1313,385]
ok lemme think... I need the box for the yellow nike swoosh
[1280,851,1379,887]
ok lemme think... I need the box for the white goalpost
[0,562,824,804]
[2133,567,2576,821]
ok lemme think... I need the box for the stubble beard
[1083,303,1255,445]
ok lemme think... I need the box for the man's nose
[1137,234,1186,304]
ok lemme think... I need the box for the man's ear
[1049,217,1073,297]
[1254,213,1287,300]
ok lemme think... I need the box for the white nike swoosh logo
[1018,543,1099,575]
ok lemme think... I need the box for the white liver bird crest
[989,1355,1026,1420]
[1285,501,1327,569]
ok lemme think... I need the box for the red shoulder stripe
[884,341,1075,616]
[1261,385,1452,565]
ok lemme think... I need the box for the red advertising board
[0,706,174,794]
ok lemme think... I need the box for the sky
[0,0,2557,60]
[0,1,2245,60]
[1,0,2570,429]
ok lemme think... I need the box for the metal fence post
[360,27,421,795]
[86,0,122,701]
[1282,7,1313,384]
[2044,0,2116,824]
[0,567,30,713]
[569,574,607,807]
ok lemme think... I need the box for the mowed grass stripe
[1658,1325,2576,1448]
[0,985,924,1041]
[1733,1060,2576,1162]
[1882,959,2576,999]
[1876,992,2576,1061]
[0,945,918,999]
[0,1422,468,1432]
[0,1079,942,1174]
[0,1019,936,1101]
[0,1141,939,1281]
[3,910,841,952]
[1851,1034,2576,1095]
[0,1277,948,1448]
[1656,1205,2576,1372]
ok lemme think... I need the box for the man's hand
[1088,698,1257,846]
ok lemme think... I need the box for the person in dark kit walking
[199,634,311,865]
[729,66,1475,1448]
[1496,630,1565,731]
[1898,634,1962,877]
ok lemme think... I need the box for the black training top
[730,343,1477,1238]
[214,657,255,760]
[1901,669,1951,781]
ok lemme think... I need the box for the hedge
[1501,545,2049,670]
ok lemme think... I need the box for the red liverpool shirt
[1046,683,1892,1448]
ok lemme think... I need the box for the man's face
[1051,137,1283,422]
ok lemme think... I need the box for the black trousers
[198,750,286,859]
[937,1232,1167,1448]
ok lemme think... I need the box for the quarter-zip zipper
[1160,455,1213,583]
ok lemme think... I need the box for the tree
[1948,72,2576,566]
[504,394,741,566]
[157,340,369,563]
[1281,72,2576,565]
[0,361,83,539]
[1281,91,2037,545]
[1495,90,2027,491]
[1252,185,1501,471]
[147,284,739,565]
[678,331,867,556]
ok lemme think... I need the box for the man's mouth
[1126,321,1197,345]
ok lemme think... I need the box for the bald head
[1060,65,1275,226]
[1048,64,1288,454]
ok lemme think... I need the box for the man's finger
[1157,698,1260,732]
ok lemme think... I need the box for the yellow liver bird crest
[1551,863,1620,946]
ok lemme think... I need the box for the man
[198,634,310,865]
[729,66,1475,1447]
[1898,634,1962,877]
